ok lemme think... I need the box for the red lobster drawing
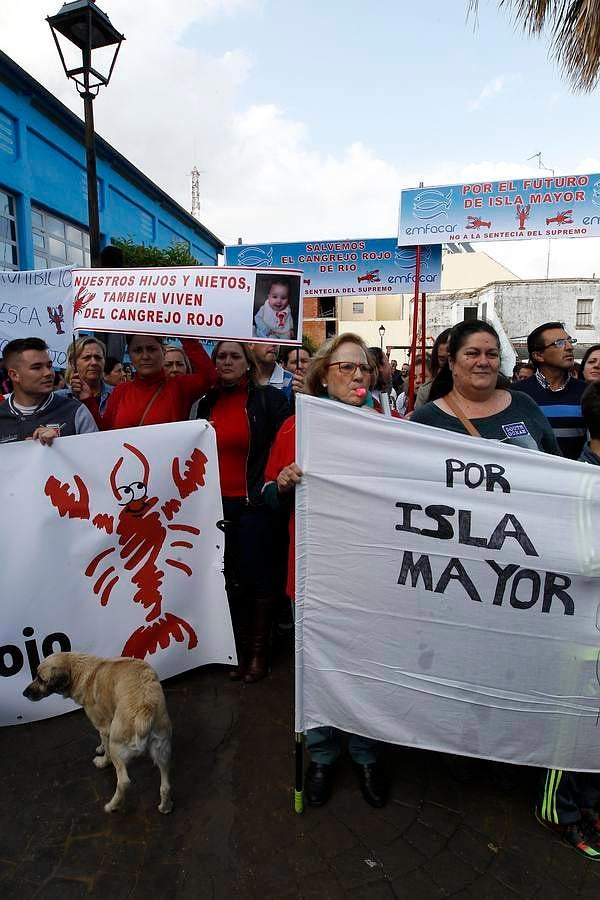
[357,269,380,283]
[516,204,530,230]
[466,216,491,229]
[44,442,208,659]
[47,304,65,335]
[546,209,573,226]
[303,278,311,286]
[73,286,96,317]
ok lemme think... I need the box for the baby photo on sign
[253,274,300,341]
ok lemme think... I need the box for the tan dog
[23,652,173,814]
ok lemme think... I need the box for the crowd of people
[2,320,600,857]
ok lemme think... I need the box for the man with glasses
[514,321,586,458]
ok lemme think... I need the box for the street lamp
[378,324,386,350]
[47,1,125,266]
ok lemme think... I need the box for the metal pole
[420,291,426,383]
[407,246,421,413]
[83,91,101,267]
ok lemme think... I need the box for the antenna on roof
[191,166,202,218]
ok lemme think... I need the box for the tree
[110,238,199,267]
[470,0,600,92]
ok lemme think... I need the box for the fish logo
[237,246,274,267]
[592,180,600,208]
[394,246,432,269]
[412,189,453,220]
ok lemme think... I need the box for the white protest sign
[0,420,235,726]
[295,396,600,771]
[0,267,73,368]
[72,266,303,344]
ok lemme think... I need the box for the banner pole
[294,731,304,813]
[420,291,427,384]
[407,246,421,413]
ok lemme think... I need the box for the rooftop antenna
[191,166,202,218]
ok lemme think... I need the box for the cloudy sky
[2,0,600,278]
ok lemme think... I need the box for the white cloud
[467,76,506,112]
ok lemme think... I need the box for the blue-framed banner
[225,238,442,295]
[398,174,600,246]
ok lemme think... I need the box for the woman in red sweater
[194,341,291,683]
[75,334,216,429]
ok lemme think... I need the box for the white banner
[295,396,600,771]
[0,421,235,725]
[0,267,73,368]
[72,266,303,344]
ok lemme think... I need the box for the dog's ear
[47,669,71,695]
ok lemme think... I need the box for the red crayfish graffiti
[466,216,491,229]
[546,209,573,226]
[357,269,380,283]
[47,304,65,335]
[44,442,208,660]
[516,204,531,230]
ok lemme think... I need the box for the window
[0,188,18,270]
[352,302,365,315]
[463,306,478,321]
[317,298,336,318]
[576,298,593,328]
[31,206,90,269]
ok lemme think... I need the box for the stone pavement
[2,637,600,899]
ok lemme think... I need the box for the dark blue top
[513,373,586,460]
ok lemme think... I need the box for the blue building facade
[0,50,223,273]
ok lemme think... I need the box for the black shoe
[305,762,334,807]
[355,763,388,808]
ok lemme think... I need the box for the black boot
[243,598,274,684]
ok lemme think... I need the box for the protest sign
[0,420,235,726]
[399,173,600,246]
[0,267,73,367]
[72,266,303,344]
[295,396,600,770]
[225,238,442,296]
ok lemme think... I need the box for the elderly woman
[60,336,112,417]
[194,341,291,684]
[75,335,215,429]
[579,344,600,384]
[164,344,192,377]
[411,320,560,452]
[264,333,391,809]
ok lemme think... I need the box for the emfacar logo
[592,180,600,208]
[394,246,433,269]
[412,189,453,220]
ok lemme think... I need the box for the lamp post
[378,324,386,350]
[47,1,124,267]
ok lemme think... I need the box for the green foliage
[111,238,199,267]
[302,334,318,355]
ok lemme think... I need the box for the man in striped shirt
[513,321,586,459]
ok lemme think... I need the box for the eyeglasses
[327,361,373,376]
[540,337,577,350]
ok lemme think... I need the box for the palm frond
[469,0,600,92]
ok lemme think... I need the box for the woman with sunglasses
[263,333,395,809]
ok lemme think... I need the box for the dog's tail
[132,704,156,752]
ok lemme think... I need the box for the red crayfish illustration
[466,216,491,229]
[47,304,65,335]
[516,204,531,230]
[44,441,209,659]
[357,269,380,283]
[72,286,96,317]
[546,209,573,226]
[303,278,311,286]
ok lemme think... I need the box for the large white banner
[0,421,235,725]
[72,266,303,344]
[295,396,600,771]
[0,267,73,367]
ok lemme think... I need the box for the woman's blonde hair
[305,332,371,397]
[164,344,192,374]
[65,336,106,384]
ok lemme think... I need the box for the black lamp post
[378,324,386,350]
[47,1,124,266]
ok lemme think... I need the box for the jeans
[306,726,378,765]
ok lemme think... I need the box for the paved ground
[3,635,600,899]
